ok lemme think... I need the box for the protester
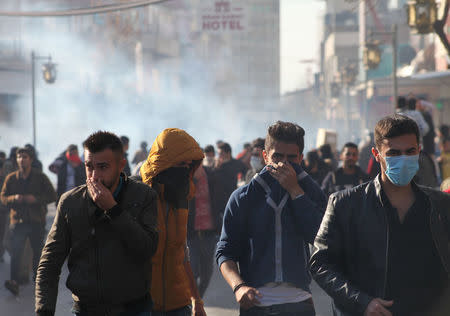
[303,150,328,186]
[396,96,429,141]
[321,142,370,196]
[212,142,247,222]
[417,99,436,156]
[48,144,86,203]
[438,137,450,182]
[120,135,131,176]
[35,131,158,316]
[236,143,252,170]
[132,141,149,165]
[216,121,327,316]
[3,146,18,175]
[243,138,265,184]
[0,151,8,262]
[203,145,216,169]
[318,143,337,172]
[311,114,450,316]
[24,144,43,172]
[140,128,206,316]
[187,164,217,297]
[1,147,56,296]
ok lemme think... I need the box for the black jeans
[187,231,217,297]
[10,222,45,282]
[240,299,316,316]
[152,305,192,316]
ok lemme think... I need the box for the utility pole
[392,24,398,112]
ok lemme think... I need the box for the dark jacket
[49,153,86,201]
[35,176,158,316]
[310,175,450,316]
[321,166,370,197]
[1,169,56,225]
[216,166,327,290]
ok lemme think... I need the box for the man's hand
[14,194,24,203]
[364,298,393,316]
[235,285,262,310]
[192,299,207,316]
[86,179,117,211]
[23,195,37,204]
[267,162,304,199]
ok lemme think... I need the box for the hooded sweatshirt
[140,128,204,311]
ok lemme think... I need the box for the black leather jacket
[310,175,450,316]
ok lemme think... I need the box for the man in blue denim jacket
[216,121,327,316]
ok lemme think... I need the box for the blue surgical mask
[383,154,419,186]
[250,156,264,172]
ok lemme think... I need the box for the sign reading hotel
[202,1,246,32]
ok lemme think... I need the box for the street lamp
[31,51,57,147]
[363,40,382,70]
[363,25,398,111]
[406,0,437,34]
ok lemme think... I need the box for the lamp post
[407,0,450,56]
[364,24,398,111]
[31,51,56,147]
[341,63,358,139]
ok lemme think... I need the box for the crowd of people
[0,103,449,316]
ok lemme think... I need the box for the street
[0,206,332,316]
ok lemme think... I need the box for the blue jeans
[10,222,45,282]
[152,305,192,316]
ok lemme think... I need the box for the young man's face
[372,133,419,173]
[17,153,32,172]
[341,147,358,169]
[263,141,302,165]
[218,149,231,163]
[84,149,125,190]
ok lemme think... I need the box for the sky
[280,0,325,94]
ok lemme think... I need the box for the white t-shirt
[255,282,311,307]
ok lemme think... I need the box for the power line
[0,0,172,17]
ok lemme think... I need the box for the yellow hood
[140,128,204,186]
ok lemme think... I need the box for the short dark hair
[374,114,420,149]
[440,125,449,138]
[120,136,129,146]
[342,142,358,152]
[397,96,407,109]
[204,145,215,154]
[407,98,417,110]
[16,147,33,159]
[0,151,6,159]
[67,144,78,152]
[218,142,232,154]
[306,150,320,166]
[83,131,124,158]
[265,121,305,154]
[243,143,251,150]
[251,138,265,150]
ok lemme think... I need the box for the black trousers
[240,299,316,316]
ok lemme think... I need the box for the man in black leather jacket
[311,114,450,316]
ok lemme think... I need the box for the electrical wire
[0,0,172,17]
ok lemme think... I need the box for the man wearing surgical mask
[311,114,450,316]
[243,138,265,185]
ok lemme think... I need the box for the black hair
[67,144,78,152]
[16,147,34,160]
[397,96,407,109]
[83,131,124,158]
[265,121,305,154]
[218,142,232,154]
[375,114,420,149]
[251,138,265,150]
[120,135,129,146]
[342,142,358,151]
[204,145,215,154]
[407,98,417,110]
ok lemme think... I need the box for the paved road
[0,206,332,316]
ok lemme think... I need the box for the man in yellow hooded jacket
[140,128,207,316]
